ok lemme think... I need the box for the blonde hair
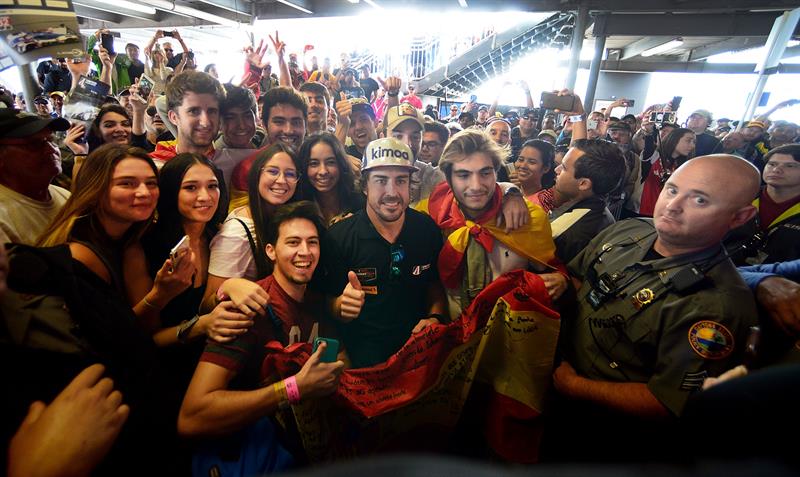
[37,144,158,247]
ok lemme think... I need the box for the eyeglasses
[261,166,300,183]
[765,161,799,171]
[163,48,173,52]
[421,141,441,150]
[146,106,157,117]
[389,244,405,282]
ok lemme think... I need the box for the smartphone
[540,91,575,112]
[587,118,599,130]
[138,74,154,99]
[624,99,635,107]
[312,337,340,363]
[163,31,174,38]
[169,235,190,268]
[100,32,115,55]
[670,96,682,111]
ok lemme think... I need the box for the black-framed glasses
[389,244,405,281]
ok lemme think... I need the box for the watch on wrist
[504,186,522,197]
[177,314,200,343]
[387,91,399,97]
[569,114,585,123]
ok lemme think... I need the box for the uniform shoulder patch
[688,321,734,360]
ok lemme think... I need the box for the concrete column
[565,2,588,91]
[584,33,606,112]
[18,63,39,113]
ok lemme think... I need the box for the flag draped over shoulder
[261,270,560,463]
[418,181,557,289]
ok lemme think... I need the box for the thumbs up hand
[337,271,365,321]
[335,92,352,125]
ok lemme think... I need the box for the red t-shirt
[759,189,800,231]
[201,275,319,386]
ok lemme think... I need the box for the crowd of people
[1,25,799,476]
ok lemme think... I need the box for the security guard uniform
[565,218,758,417]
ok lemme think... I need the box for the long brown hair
[37,144,158,248]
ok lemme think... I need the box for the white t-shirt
[0,183,70,245]
[208,207,259,280]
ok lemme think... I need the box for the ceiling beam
[192,0,251,16]
[74,1,159,22]
[688,36,766,60]
[602,12,789,37]
[620,36,678,60]
[581,59,800,74]
[74,5,123,24]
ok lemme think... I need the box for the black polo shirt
[317,208,443,368]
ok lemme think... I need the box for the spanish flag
[418,181,558,289]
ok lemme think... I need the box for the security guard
[546,154,762,462]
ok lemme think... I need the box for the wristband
[569,114,585,123]
[284,376,301,404]
[176,314,200,343]
[272,380,288,403]
[387,91,399,97]
[142,297,161,311]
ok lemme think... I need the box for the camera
[648,111,676,125]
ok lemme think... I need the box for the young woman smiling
[514,139,556,207]
[297,132,363,225]
[204,143,302,306]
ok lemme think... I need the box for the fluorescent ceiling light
[104,0,157,14]
[275,0,313,14]
[363,0,381,8]
[139,0,241,27]
[347,0,359,3]
[458,0,468,7]
[641,38,684,57]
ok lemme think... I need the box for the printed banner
[262,270,560,463]
[0,0,83,65]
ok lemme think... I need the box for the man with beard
[318,138,447,368]
[510,108,539,159]
[685,109,722,156]
[721,131,747,156]
[298,81,331,135]
[150,71,226,165]
[605,120,641,218]
[0,109,71,244]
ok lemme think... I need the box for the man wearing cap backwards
[318,137,448,368]
[423,129,566,317]
[475,105,490,128]
[547,154,761,460]
[0,109,71,245]
[686,109,722,156]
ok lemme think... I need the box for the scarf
[422,181,557,289]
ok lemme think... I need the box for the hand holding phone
[540,91,576,112]
[100,33,115,55]
[312,338,340,363]
[137,75,154,100]
[169,235,191,271]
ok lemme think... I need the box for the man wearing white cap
[319,137,448,368]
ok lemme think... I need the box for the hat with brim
[350,98,376,121]
[48,91,65,98]
[385,103,424,133]
[362,137,418,172]
[538,129,558,139]
[746,120,766,130]
[0,109,69,139]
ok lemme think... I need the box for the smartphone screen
[138,75,154,99]
[169,235,190,265]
